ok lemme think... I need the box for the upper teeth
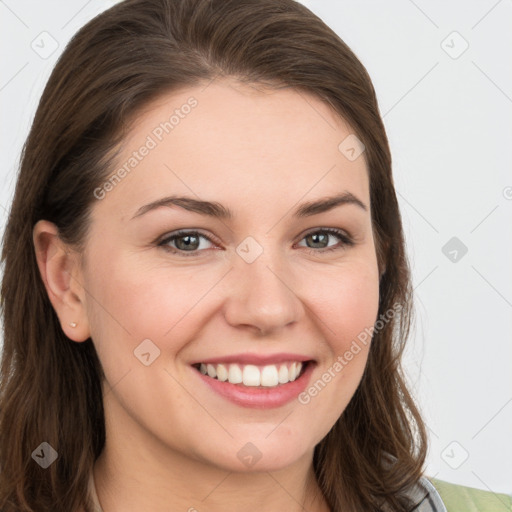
[198,362,304,387]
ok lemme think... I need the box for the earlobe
[32,220,90,342]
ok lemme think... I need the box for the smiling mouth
[192,361,311,387]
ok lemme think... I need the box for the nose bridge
[224,239,303,334]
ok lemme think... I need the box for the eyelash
[156,228,354,257]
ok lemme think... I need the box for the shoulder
[429,477,512,511]
[415,476,512,512]
[401,475,447,511]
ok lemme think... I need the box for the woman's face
[79,79,380,473]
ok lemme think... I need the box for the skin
[33,78,380,512]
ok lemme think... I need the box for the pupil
[309,233,327,248]
[177,235,198,250]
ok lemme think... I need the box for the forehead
[94,78,369,221]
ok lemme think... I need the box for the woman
[1,0,508,510]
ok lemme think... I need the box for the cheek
[338,275,379,346]
[81,239,381,467]
[84,249,220,358]
[313,258,380,352]
[86,241,380,363]
[305,258,379,411]
[82,249,214,427]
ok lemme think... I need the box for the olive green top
[430,477,512,512]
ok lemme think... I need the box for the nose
[223,250,304,336]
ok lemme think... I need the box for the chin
[194,432,315,473]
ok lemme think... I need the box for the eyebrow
[130,191,368,221]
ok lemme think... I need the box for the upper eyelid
[158,229,218,245]
[158,227,351,248]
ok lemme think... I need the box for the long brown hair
[0,0,427,510]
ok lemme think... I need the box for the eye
[156,227,354,257]
[296,228,354,255]
[157,230,217,256]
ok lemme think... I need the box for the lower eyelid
[158,229,353,254]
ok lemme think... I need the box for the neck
[93,433,330,512]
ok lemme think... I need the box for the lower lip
[193,362,315,409]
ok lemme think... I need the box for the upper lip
[190,353,314,366]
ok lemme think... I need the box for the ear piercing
[69,322,77,328]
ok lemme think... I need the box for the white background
[1,0,511,498]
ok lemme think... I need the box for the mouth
[192,360,311,387]
[190,357,316,409]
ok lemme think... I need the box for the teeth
[216,363,228,382]
[290,362,298,381]
[228,364,242,384]
[206,364,216,378]
[197,361,304,387]
[278,364,289,384]
[261,365,279,387]
[243,365,260,386]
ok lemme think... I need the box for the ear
[32,220,91,342]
